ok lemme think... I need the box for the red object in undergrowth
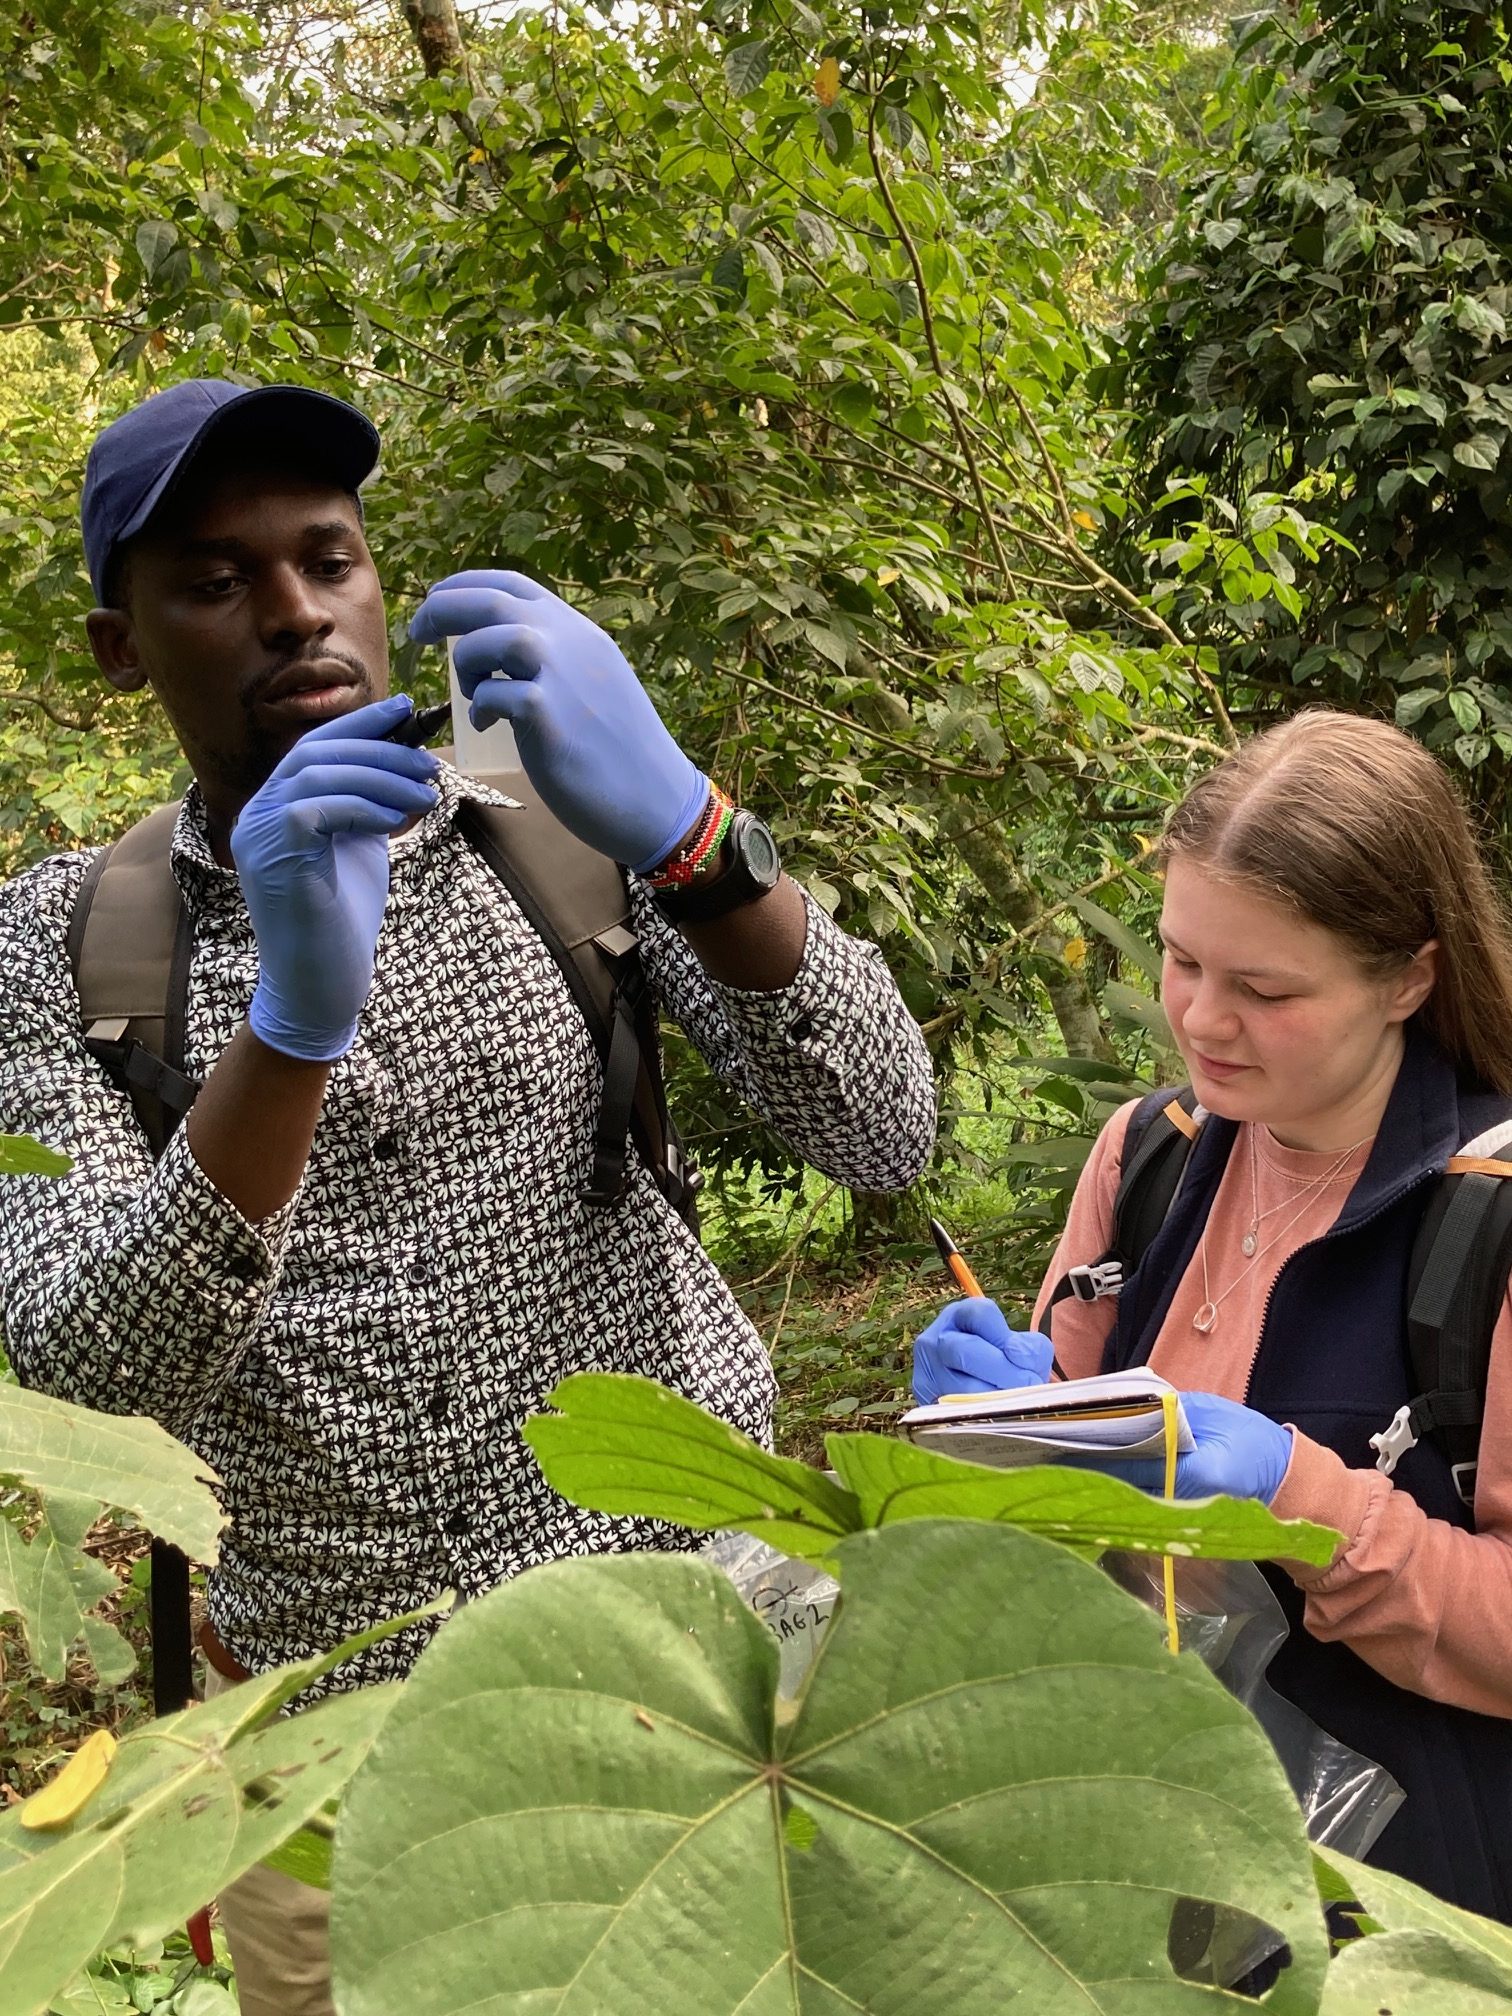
[186,1906,214,1968]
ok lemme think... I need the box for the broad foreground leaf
[524,1373,861,1559]
[1316,1850,1512,2011]
[0,1491,119,1682]
[1321,1933,1512,2013]
[0,1386,226,1684]
[0,1601,442,2016]
[828,1432,1341,1565]
[332,1520,1328,2015]
[0,1385,225,1561]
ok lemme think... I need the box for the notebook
[899,1369,1194,1470]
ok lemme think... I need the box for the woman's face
[1158,857,1437,1150]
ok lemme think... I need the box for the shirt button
[789,1011,815,1041]
[373,1134,400,1162]
[406,1261,433,1287]
[444,1510,469,1537]
[429,1380,447,1424]
[229,1254,260,1284]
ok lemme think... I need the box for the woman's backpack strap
[1045,1087,1204,1312]
[1373,1115,1512,1515]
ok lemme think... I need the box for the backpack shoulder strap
[66,803,201,1160]
[1111,1087,1203,1268]
[454,782,699,1227]
[64,803,199,1720]
[1045,1087,1203,1312]
[1379,1115,1512,1516]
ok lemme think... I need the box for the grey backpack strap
[66,802,201,1160]
[64,801,199,1720]
[454,779,699,1227]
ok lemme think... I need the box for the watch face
[742,817,782,888]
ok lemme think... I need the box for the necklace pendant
[1241,1231,1257,1257]
[1193,1301,1219,1334]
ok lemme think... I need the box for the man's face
[87,463,390,810]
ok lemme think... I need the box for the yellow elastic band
[1161,1388,1180,1656]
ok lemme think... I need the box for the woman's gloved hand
[1088,1392,1294,1504]
[911,1298,1056,1406]
[409,569,709,873]
[232,696,439,1061]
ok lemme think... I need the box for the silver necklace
[1193,1126,1369,1334]
[1241,1125,1325,1254]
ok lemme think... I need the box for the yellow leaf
[877,566,900,586]
[1134,832,1156,857]
[468,148,486,164]
[815,56,841,107]
[20,1729,119,1831]
[1072,509,1096,531]
[1063,936,1087,970]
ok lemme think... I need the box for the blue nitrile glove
[231,696,440,1061]
[408,570,709,873]
[1075,1391,1294,1504]
[912,1298,1056,1406]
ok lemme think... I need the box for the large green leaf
[0,1387,225,1562]
[0,1666,402,2016]
[827,1431,1341,1565]
[1316,1850,1512,2010]
[0,1831,124,2016]
[331,1521,1329,2015]
[1322,1934,1512,2013]
[0,1490,132,1683]
[0,1387,226,1686]
[523,1373,862,1560]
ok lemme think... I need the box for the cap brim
[116,385,381,549]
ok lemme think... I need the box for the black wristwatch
[650,810,782,924]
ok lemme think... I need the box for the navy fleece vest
[1105,1025,1512,1920]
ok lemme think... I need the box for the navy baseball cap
[81,379,381,602]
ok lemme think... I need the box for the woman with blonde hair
[912,708,1512,1920]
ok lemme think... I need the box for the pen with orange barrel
[926,1216,1065,1381]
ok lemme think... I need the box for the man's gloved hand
[912,1298,1056,1406]
[1084,1392,1294,1504]
[232,696,440,1062]
[409,570,708,873]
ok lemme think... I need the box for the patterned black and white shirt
[0,765,934,1693]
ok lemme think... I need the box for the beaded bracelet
[645,785,736,889]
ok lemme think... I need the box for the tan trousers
[202,1664,335,2016]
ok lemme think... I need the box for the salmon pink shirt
[1035,1100,1512,1720]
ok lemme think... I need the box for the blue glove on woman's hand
[232,696,439,1061]
[409,570,709,873]
[1088,1392,1294,1504]
[912,1298,1056,1406]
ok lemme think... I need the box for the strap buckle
[1068,1259,1124,1302]
[664,1139,704,1207]
[1451,1460,1478,1509]
[1370,1403,1419,1477]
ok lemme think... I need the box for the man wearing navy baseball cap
[0,378,934,2009]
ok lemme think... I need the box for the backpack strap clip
[1066,1258,1124,1302]
[1044,1088,1205,1323]
[84,1020,202,1123]
[1370,1402,1421,1478]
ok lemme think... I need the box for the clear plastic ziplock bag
[1103,1551,1404,1856]
[1103,1553,1405,1997]
[699,1532,839,1699]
